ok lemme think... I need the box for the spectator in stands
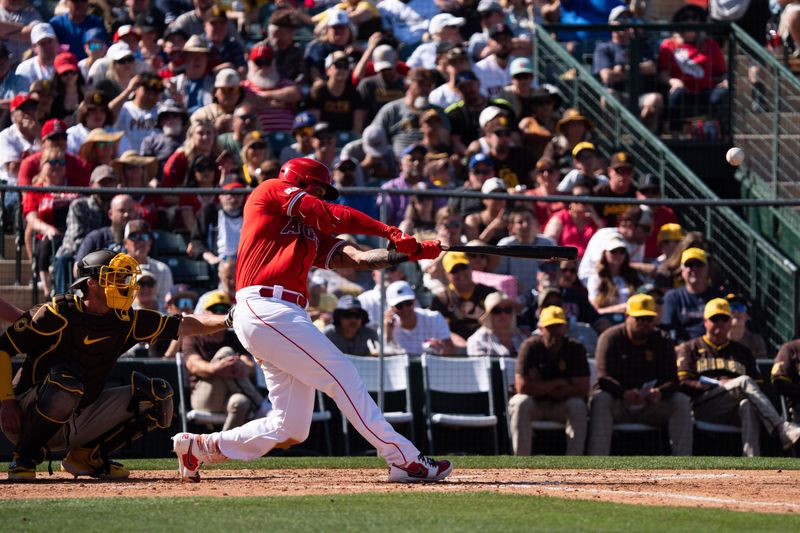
[15,23,58,85]
[236,132,267,186]
[356,43,405,123]
[116,0,166,41]
[123,219,173,310]
[49,0,104,60]
[509,305,589,455]
[473,22,515,97]
[542,108,594,176]
[496,205,556,294]
[445,71,489,155]
[195,257,236,312]
[323,296,379,357]
[587,234,643,318]
[217,102,259,167]
[472,108,530,188]
[578,206,652,283]
[653,230,709,289]
[464,177,509,245]
[779,0,800,59]
[592,151,638,226]
[168,35,214,115]
[188,173,245,266]
[191,68,243,128]
[556,142,608,193]
[593,5,663,132]
[679,298,800,455]
[305,9,355,82]
[112,151,159,226]
[18,118,89,189]
[28,79,54,122]
[0,1,41,69]
[661,247,724,342]
[74,193,136,265]
[527,83,564,135]
[448,153,494,217]
[66,90,113,155]
[398,182,437,238]
[141,99,189,177]
[0,94,40,205]
[417,108,451,154]
[407,13,466,70]
[533,286,600,355]
[467,291,527,357]
[49,52,84,126]
[305,121,338,171]
[202,6,245,71]
[177,153,219,230]
[544,181,601,258]
[171,0,216,38]
[91,42,137,102]
[636,173,678,261]
[726,294,767,358]
[243,43,301,133]
[383,280,455,356]
[267,8,304,84]
[77,27,106,80]
[53,164,117,293]
[340,123,398,182]
[651,223,684,272]
[132,266,159,311]
[377,143,430,227]
[357,266,407,325]
[77,128,123,173]
[420,205,467,295]
[158,27,188,80]
[313,2,381,42]
[278,111,316,164]
[772,337,800,421]
[500,57,538,121]
[184,292,264,431]
[428,45,470,110]
[308,50,366,133]
[134,16,164,81]
[377,0,427,49]
[111,72,163,155]
[469,0,506,61]
[589,293,693,456]
[658,4,729,136]
[431,251,497,348]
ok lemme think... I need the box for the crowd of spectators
[1,0,799,453]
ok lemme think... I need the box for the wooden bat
[440,244,578,261]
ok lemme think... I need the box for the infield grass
[2,492,798,533]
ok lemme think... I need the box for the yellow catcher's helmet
[72,250,141,320]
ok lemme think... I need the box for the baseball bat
[440,244,578,260]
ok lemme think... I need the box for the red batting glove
[387,227,420,254]
[409,240,442,261]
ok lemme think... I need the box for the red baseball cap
[41,118,68,139]
[113,24,140,43]
[249,45,272,62]
[54,52,79,75]
[9,93,35,112]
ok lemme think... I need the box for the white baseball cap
[429,13,466,35]
[604,234,628,252]
[387,281,416,308]
[214,68,241,88]
[31,22,56,45]
[362,125,390,157]
[327,8,349,27]
[372,44,397,72]
[481,177,507,194]
[108,42,134,62]
[478,106,504,129]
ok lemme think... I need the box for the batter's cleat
[172,432,227,482]
[388,454,453,483]
[8,454,37,481]
[779,421,800,450]
[61,447,130,479]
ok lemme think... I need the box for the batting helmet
[278,157,339,201]
[71,250,141,320]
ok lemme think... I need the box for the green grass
[2,493,797,533]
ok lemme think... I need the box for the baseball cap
[537,287,562,309]
[604,234,628,252]
[203,290,232,311]
[455,70,478,86]
[386,280,416,307]
[269,8,298,28]
[221,172,247,190]
[442,252,469,273]
[312,121,333,137]
[166,286,199,310]
[334,158,357,172]
[41,118,67,140]
[249,44,272,62]
[609,151,634,169]
[325,50,349,69]
[31,22,56,45]
[556,108,593,134]
[372,44,397,72]
[243,130,267,150]
[327,8,349,27]
[477,0,502,13]
[90,164,117,184]
[203,5,227,23]
[468,153,494,170]
[478,106,505,129]
[134,13,156,33]
[362,124,390,157]
[83,27,108,45]
[137,264,155,283]
[164,26,189,41]
[334,295,368,323]
[54,52,79,75]
[9,93,35,112]
[489,23,513,38]
[157,99,188,122]
[681,247,708,266]
[183,35,210,53]
[107,42,134,62]
[704,298,731,320]
[637,173,659,193]
[429,13,465,34]
[626,294,657,317]
[481,291,516,321]
[608,5,633,23]
[70,250,123,289]
[657,223,684,244]
[510,57,533,77]
[539,306,568,328]
[571,141,597,158]
[113,25,140,43]
[124,219,152,240]
[214,68,240,88]
[481,177,507,194]
[292,111,317,132]
[401,143,427,158]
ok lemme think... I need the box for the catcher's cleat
[8,454,37,481]
[172,432,226,482]
[61,447,130,479]
[388,454,453,483]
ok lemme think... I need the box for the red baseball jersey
[236,179,347,296]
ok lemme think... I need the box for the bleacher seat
[153,229,187,256]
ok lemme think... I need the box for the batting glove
[225,305,236,328]
[387,227,419,255]
[409,240,442,261]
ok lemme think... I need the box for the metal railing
[533,25,799,352]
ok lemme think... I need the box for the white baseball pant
[214,286,419,466]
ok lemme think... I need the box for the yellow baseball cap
[626,293,657,317]
[704,298,731,319]
[680,247,707,266]
[657,223,684,244]
[571,141,596,159]
[442,251,470,273]
[539,306,568,328]
[204,290,231,310]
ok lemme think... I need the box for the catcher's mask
[71,250,141,320]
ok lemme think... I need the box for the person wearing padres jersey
[172,157,453,483]
[0,250,229,481]
[677,298,800,456]
[588,294,693,456]
[772,339,800,423]
[508,306,590,456]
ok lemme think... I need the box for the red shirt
[657,37,726,93]
[645,205,678,260]
[18,152,90,188]
[236,179,346,296]
[546,208,597,258]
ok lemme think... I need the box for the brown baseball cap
[407,68,433,83]
[609,151,634,169]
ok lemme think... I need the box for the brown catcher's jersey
[676,336,761,399]
[772,339,800,401]
[1,294,181,406]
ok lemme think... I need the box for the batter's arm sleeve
[292,192,395,239]
[327,244,410,271]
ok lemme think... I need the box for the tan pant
[693,375,783,457]
[508,395,588,455]
[588,390,694,456]
[190,347,264,431]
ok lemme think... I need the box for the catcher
[0,250,230,480]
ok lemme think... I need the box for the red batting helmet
[279,157,339,201]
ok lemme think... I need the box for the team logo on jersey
[284,187,300,194]
[12,317,28,332]
[280,219,319,245]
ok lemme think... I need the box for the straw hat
[479,291,520,324]
[78,128,123,161]
[112,150,157,179]
[555,108,594,134]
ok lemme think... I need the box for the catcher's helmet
[71,250,141,320]
[278,157,339,201]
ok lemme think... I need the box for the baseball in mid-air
[726,147,745,166]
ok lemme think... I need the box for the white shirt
[358,285,384,326]
[215,208,243,260]
[406,41,438,70]
[15,57,53,85]
[391,308,451,356]
[66,123,91,155]
[113,101,159,155]
[473,54,513,97]
[141,257,174,312]
[0,124,39,183]
[377,0,428,46]
[428,83,461,109]
[557,169,609,192]
[578,227,645,284]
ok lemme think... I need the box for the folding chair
[342,354,414,455]
[153,229,188,256]
[421,354,498,455]
[161,256,212,287]
[174,352,227,432]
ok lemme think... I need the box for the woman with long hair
[50,52,85,126]
[467,291,527,357]
[239,131,268,187]
[525,157,565,226]
[179,154,220,231]
[95,43,137,102]
[543,181,603,258]
[66,90,114,154]
[587,237,642,316]
[464,177,508,244]
[399,182,437,239]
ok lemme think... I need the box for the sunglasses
[208,304,232,315]
[683,261,706,269]
[218,86,239,94]
[471,167,492,175]
[175,297,195,309]
[340,311,363,319]
[710,315,731,323]
[333,61,350,70]
[490,306,514,315]
[115,56,135,65]
[138,279,156,288]
[608,248,627,255]
[127,233,151,242]
[254,58,272,68]
[61,70,78,76]
[96,141,115,147]
[729,303,747,314]
[634,316,655,324]
[247,143,267,150]
[394,300,414,309]
[235,113,257,121]
[46,158,66,166]
[637,224,653,232]
[492,129,511,137]
[449,264,470,274]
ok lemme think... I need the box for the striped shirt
[242,79,296,133]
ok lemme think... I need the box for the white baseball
[726,147,745,166]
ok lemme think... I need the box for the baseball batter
[173,158,453,483]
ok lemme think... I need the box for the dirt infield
[3,468,800,513]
